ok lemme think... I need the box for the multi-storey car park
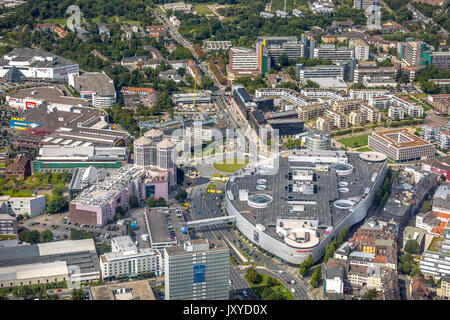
[225,150,387,265]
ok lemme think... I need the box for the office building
[313,44,354,61]
[100,236,162,280]
[68,72,116,108]
[305,131,331,150]
[164,239,229,300]
[0,47,79,80]
[423,50,450,70]
[368,129,436,161]
[354,61,399,82]
[0,239,100,287]
[295,64,345,82]
[0,195,46,218]
[229,47,260,78]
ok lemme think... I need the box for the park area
[213,158,249,173]
[338,134,369,149]
[193,4,213,15]
[244,267,294,300]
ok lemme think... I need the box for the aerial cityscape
[0,0,449,305]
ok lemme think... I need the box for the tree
[420,200,431,213]
[200,76,214,90]
[129,195,139,208]
[175,189,188,203]
[267,276,279,287]
[115,206,125,218]
[245,267,262,284]
[71,289,85,300]
[46,196,68,214]
[337,227,348,246]
[277,54,290,67]
[299,254,313,276]
[440,174,446,182]
[177,67,186,77]
[404,239,420,254]
[362,288,379,300]
[309,267,322,288]
[100,243,112,254]
[19,230,40,244]
[41,230,54,243]
[304,80,320,88]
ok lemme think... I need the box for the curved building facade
[225,150,386,265]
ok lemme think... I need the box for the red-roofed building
[423,157,450,180]
[146,25,166,38]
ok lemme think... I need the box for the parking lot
[18,212,126,244]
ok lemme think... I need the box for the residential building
[164,239,229,300]
[325,109,348,129]
[421,124,442,143]
[275,10,289,18]
[298,103,327,121]
[316,115,332,132]
[310,1,336,14]
[420,221,450,278]
[350,39,369,61]
[437,131,450,150]
[437,277,450,299]
[388,105,405,120]
[422,157,450,180]
[332,99,361,114]
[5,154,31,179]
[360,104,381,123]
[362,76,396,88]
[0,195,46,218]
[100,236,162,280]
[403,226,426,253]
[349,110,364,127]
[324,262,345,295]
[368,129,435,161]
[410,275,430,300]
[146,25,166,38]
[260,12,275,19]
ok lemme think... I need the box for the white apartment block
[0,195,46,218]
[255,88,309,107]
[100,236,162,279]
[368,95,393,109]
[360,104,381,123]
[349,89,389,101]
[325,109,348,129]
[351,39,369,61]
[388,105,405,120]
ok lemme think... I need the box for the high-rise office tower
[164,239,229,300]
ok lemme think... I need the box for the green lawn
[246,272,294,300]
[194,4,213,15]
[356,147,372,152]
[43,18,67,26]
[213,159,249,173]
[427,236,444,253]
[338,134,369,148]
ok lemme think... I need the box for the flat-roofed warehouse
[89,280,156,300]
[9,89,130,148]
[0,47,79,80]
[68,72,117,108]
[0,239,101,287]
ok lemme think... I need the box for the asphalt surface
[188,182,313,300]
